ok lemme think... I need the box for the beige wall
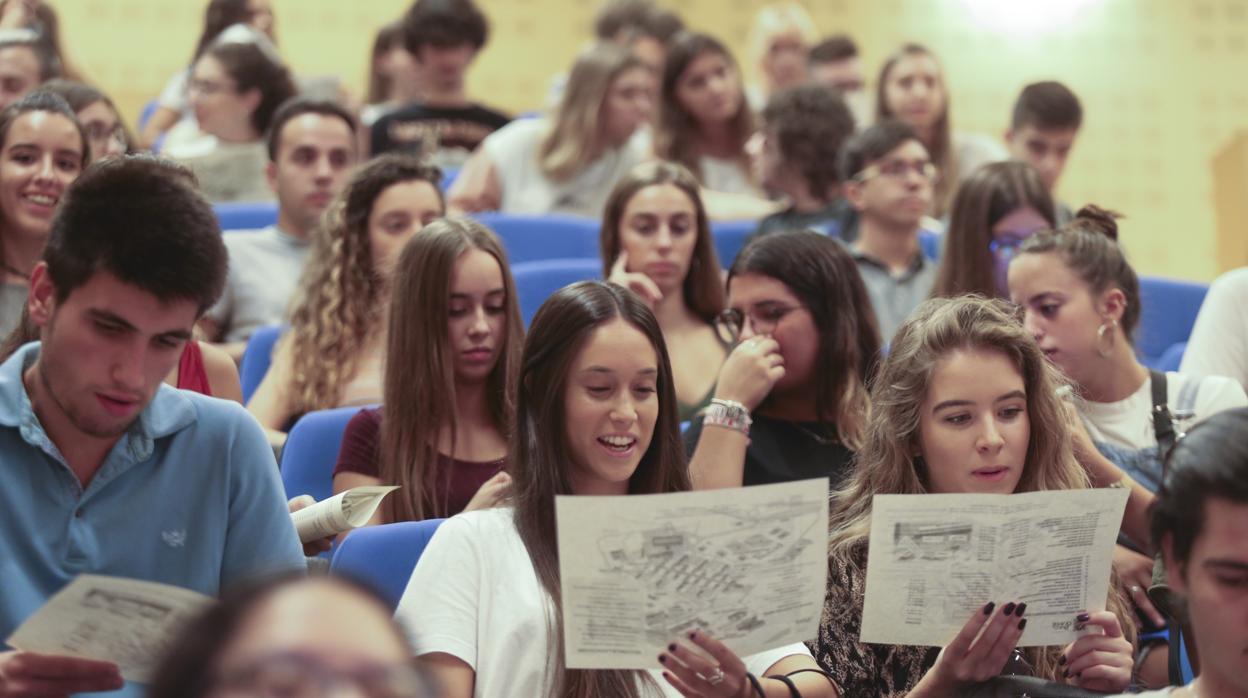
[59,0,1248,281]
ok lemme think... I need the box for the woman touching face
[617,183,698,293]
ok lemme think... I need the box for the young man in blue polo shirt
[0,156,304,696]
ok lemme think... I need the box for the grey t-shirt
[0,282,26,339]
[206,226,310,343]
[852,248,938,343]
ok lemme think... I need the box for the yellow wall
[58,0,1248,282]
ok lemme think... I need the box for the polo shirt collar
[851,246,929,282]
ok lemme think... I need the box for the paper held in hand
[6,575,213,683]
[555,478,829,670]
[290,485,399,543]
[859,487,1130,648]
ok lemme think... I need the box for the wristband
[704,398,752,436]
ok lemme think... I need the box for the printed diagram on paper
[556,478,828,669]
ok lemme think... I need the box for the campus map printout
[555,478,828,670]
[860,488,1130,648]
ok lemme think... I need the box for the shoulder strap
[1149,369,1177,458]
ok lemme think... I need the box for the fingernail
[1075,673,1081,680]
[1064,669,1071,678]
[689,631,697,640]
[1059,654,1066,665]
[668,644,677,653]
[1002,602,1016,616]
[1076,612,1090,622]
[1015,603,1027,617]
[983,601,995,615]
[658,655,666,664]
[1018,618,1027,630]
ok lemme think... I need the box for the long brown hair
[932,161,1056,299]
[366,21,404,105]
[728,231,879,449]
[285,154,444,415]
[599,161,724,323]
[829,296,1136,678]
[512,281,689,697]
[874,43,955,216]
[657,32,755,185]
[379,217,522,522]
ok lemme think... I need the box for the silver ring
[1129,585,1142,593]
[703,667,725,685]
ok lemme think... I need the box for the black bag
[965,676,1110,698]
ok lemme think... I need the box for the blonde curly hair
[285,154,443,415]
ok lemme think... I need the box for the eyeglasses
[714,303,804,344]
[211,653,438,698]
[188,78,236,96]
[854,159,937,183]
[989,238,1024,266]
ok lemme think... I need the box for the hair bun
[1073,205,1122,241]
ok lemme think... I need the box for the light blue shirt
[0,342,305,696]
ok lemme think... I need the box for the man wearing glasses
[840,120,937,340]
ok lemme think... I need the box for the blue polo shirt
[0,343,304,695]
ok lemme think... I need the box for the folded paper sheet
[290,485,399,543]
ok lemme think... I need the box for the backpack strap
[1149,369,1176,459]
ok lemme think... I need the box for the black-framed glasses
[854,159,937,183]
[714,304,804,344]
[211,652,438,698]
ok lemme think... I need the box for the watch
[703,398,752,436]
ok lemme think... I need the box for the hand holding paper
[289,485,399,544]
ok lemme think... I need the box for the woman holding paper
[396,281,835,697]
[813,296,1136,696]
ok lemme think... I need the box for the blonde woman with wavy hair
[332,217,522,528]
[813,296,1136,696]
[247,154,445,448]
[448,43,654,217]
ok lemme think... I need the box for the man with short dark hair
[1005,81,1083,224]
[201,97,358,361]
[370,0,509,168]
[841,120,937,339]
[754,84,858,241]
[807,35,867,128]
[0,157,304,697]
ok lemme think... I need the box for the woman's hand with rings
[659,631,752,697]
[713,335,784,413]
[1111,545,1166,628]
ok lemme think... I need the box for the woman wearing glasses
[602,161,728,422]
[685,230,881,490]
[931,161,1055,300]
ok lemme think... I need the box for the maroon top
[333,407,505,519]
[176,341,212,395]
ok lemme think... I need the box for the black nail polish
[1076,612,1090,623]
[689,631,697,640]
[1059,654,1066,666]
[1015,603,1027,617]
[1063,669,1070,679]
[659,655,666,664]
[983,602,995,615]
[1018,618,1027,630]
[668,644,677,653]
[1002,602,1016,616]
[1075,673,1081,680]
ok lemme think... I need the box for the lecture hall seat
[214,201,280,232]
[1136,277,1208,368]
[239,324,285,405]
[511,258,602,327]
[329,519,446,610]
[472,212,600,264]
[279,405,370,505]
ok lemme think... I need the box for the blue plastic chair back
[137,98,160,131]
[1153,341,1188,372]
[709,219,755,269]
[215,201,279,232]
[1179,628,1194,684]
[919,229,941,261]
[280,405,369,503]
[473,213,600,264]
[440,166,460,192]
[1137,277,1208,367]
[512,258,601,327]
[239,324,284,405]
[329,519,446,610]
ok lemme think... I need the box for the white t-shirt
[482,119,650,218]
[1081,370,1247,451]
[205,226,310,342]
[396,507,811,698]
[699,155,759,196]
[1182,267,1248,393]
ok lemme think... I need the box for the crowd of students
[0,0,1245,697]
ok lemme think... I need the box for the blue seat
[239,324,284,405]
[1137,277,1208,367]
[709,219,755,268]
[137,98,160,131]
[512,258,601,327]
[472,212,600,264]
[330,519,446,610]
[1153,341,1188,372]
[919,229,941,261]
[280,405,369,504]
[215,201,279,232]
[440,166,460,192]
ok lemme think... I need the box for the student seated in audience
[200,97,359,362]
[332,217,521,529]
[142,0,276,150]
[247,154,444,449]
[448,43,653,218]
[0,90,87,337]
[591,0,684,76]
[602,161,727,421]
[813,295,1136,696]
[369,0,510,168]
[656,32,759,196]
[931,160,1056,299]
[40,80,132,161]
[841,120,938,340]
[686,231,879,490]
[875,42,1006,218]
[0,1,85,84]
[150,575,437,698]
[397,280,835,697]
[0,156,304,697]
[1182,266,1248,392]
[0,32,54,111]
[754,84,858,241]
[362,20,422,127]
[1005,81,1083,225]
[807,35,868,128]
[744,2,817,111]
[166,39,296,203]
[1110,407,1248,698]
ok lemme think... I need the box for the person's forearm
[758,674,838,697]
[689,426,749,490]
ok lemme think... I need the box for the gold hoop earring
[1096,319,1118,358]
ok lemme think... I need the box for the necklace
[1,261,30,281]
[794,422,839,446]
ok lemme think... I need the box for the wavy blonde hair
[285,154,444,415]
[829,296,1135,680]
